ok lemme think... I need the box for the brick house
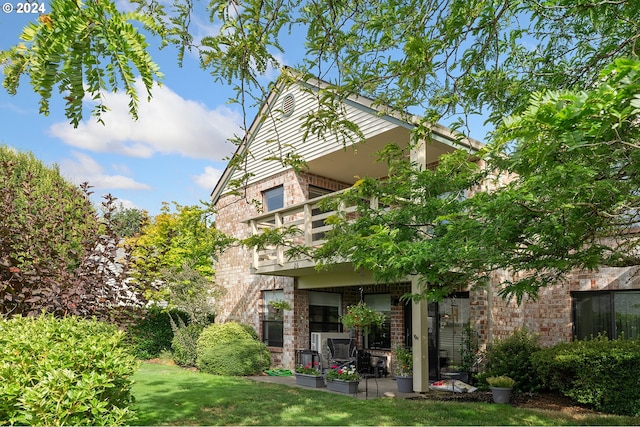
[211,71,640,392]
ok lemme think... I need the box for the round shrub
[172,323,205,367]
[0,315,138,426]
[532,336,640,416]
[196,321,258,351]
[197,339,271,376]
[479,328,542,392]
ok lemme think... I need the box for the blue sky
[0,5,283,216]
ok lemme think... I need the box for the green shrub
[479,328,542,392]
[531,336,640,416]
[195,322,269,375]
[197,339,271,376]
[0,315,138,426]
[172,323,204,367]
[196,321,258,351]
[125,307,190,359]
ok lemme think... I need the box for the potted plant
[340,302,385,335]
[486,375,515,403]
[457,324,480,383]
[294,362,324,388]
[268,300,291,320]
[393,345,413,393]
[325,364,360,394]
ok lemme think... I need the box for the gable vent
[282,93,295,117]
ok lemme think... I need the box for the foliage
[531,336,640,416]
[340,302,386,334]
[295,362,322,376]
[195,322,264,375]
[197,339,271,376]
[0,0,163,127]
[171,321,205,367]
[325,364,360,382]
[0,315,138,426]
[486,376,515,389]
[269,299,292,311]
[459,325,480,373]
[109,205,148,239]
[124,306,189,360]
[0,147,146,320]
[394,346,413,376]
[125,202,231,317]
[478,328,542,393]
[196,322,259,353]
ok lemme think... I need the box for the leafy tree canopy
[3,1,640,301]
[125,202,232,314]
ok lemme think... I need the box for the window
[309,291,342,332]
[309,186,333,241]
[262,290,285,347]
[364,294,391,349]
[263,186,284,212]
[573,291,640,340]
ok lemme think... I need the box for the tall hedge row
[0,315,138,426]
[532,336,640,416]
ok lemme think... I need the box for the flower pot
[396,376,414,393]
[295,373,325,388]
[490,387,512,404]
[327,379,359,394]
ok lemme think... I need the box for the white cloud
[49,80,241,161]
[60,151,152,190]
[193,165,224,190]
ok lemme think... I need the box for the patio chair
[326,337,357,368]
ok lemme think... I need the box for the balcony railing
[244,189,379,275]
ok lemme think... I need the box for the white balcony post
[303,203,312,245]
[250,220,259,267]
[412,276,430,393]
[275,212,284,266]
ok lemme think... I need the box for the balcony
[245,189,380,276]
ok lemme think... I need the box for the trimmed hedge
[0,315,138,426]
[197,339,271,376]
[196,322,270,375]
[532,336,640,416]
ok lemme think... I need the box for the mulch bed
[412,390,598,415]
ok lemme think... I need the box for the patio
[248,373,420,400]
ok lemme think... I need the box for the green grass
[131,362,639,426]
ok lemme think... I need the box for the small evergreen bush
[197,339,271,376]
[172,323,205,367]
[196,322,270,375]
[0,315,138,426]
[479,328,542,392]
[532,336,640,416]
[196,322,258,352]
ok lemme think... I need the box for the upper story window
[309,185,332,200]
[263,185,284,212]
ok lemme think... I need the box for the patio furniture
[326,337,356,368]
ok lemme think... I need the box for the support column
[411,277,430,392]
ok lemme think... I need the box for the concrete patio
[248,373,422,400]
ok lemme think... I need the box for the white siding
[230,84,401,187]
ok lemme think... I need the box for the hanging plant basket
[340,302,385,334]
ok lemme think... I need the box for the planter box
[396,376,414,393]
[490,387,512,404]
[295,373,325,388]
[327,379,359,394]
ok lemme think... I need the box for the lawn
[131,362,639,426]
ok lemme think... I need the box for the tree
[0,146,146,318]
[125,202,231,319]
[109,205,148,239]
[3,1,640,300]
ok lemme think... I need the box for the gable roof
[210,69,483,204]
